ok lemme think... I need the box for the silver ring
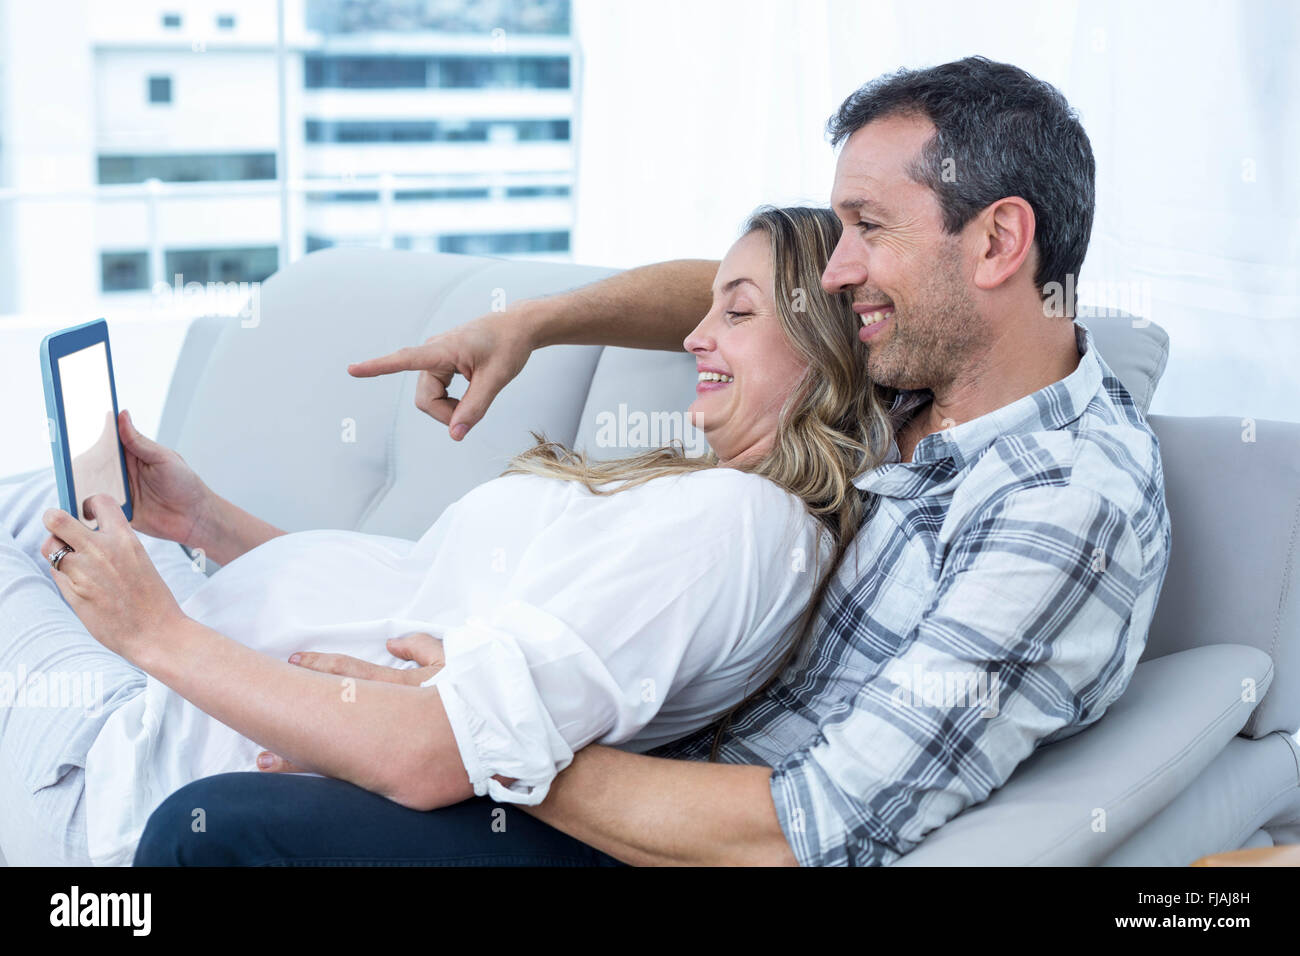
[48,545,73,570]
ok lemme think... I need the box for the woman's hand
[41,493,188,660]
[117,408,215,548]
[257,632,446,773]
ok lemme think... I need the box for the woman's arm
[185,491,287,567]
[139,616,473,811]
[42,494,471,811]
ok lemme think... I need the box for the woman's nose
[683,315,716,353]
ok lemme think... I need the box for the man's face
[823,112,987,394]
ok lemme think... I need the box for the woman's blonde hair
[502,205,896,758]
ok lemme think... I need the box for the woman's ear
[971,197,1036,292]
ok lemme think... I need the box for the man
[134,57,1170,867]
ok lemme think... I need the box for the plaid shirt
[652,322,1172,866]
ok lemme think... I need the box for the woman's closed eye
[725,310,753,323]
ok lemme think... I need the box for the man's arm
[522,745,798,867]
[522,482,1159,868]
[522,258,719,351]
[348,258,719,440]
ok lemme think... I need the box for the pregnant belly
[179,528,446,651]
[83,527,460,866]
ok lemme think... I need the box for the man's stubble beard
[865,240,988,395]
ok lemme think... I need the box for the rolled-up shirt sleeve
[770,483,1160,866]
[422,470,829,806]
[421,601,597,804]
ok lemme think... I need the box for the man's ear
[971,197,1036,292]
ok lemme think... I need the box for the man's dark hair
[827,56,1095,299]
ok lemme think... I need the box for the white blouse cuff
[421,601,577,805]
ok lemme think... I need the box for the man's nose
[822,236,867,294]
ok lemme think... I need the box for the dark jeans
[132,772,625,867]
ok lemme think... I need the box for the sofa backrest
[162,249,1173,534]
[1142,414,1300,737]
[161,247,1300,738]
[160,248,615,542]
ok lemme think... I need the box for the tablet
[40,318,133,529]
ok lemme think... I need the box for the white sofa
[4,246,1298,865]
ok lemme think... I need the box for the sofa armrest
[892,644,1273,866]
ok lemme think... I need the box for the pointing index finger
[348,344,443,378]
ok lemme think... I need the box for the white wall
[570,0,1300,424]
[0,0,98,314]
[95,50,281,154]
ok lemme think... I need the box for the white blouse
[83,467,830,866]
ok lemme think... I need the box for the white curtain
[571,0,1300,423]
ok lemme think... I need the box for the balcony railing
[0,169,576,291]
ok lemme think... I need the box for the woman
[0,206,894,866]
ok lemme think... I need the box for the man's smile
[855,304,894,341]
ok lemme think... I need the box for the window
[505,185,571,198]
[303,119,566,144]
[304,56,428,89]
[395,187,491,201]
[514,120,570,141]
[100,252,150,292]
[305,190,380,202]
[305,120,481,143]
[97,153,277,184]
[164,247,279,285]
[161,12,182,29]
[437,231,570,255]
[303,55,570,90]
[305,0,571,35]
[148,76,172,105]
[216,13,236,29]
[437,56,570,90]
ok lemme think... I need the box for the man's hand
[347,309,539,442]
[256,632,446,773]
[345,259,718,442]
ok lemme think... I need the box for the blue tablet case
[39,318,133,525]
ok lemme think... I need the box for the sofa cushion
[1101,731,1300,866]
[574,348,706,460]
[892,644,1272,866]
[1076,310,1170,415]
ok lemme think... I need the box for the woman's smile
[695,365,735,393]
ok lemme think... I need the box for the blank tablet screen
[57,341,125,525]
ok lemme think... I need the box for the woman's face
[684,230,809,467]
